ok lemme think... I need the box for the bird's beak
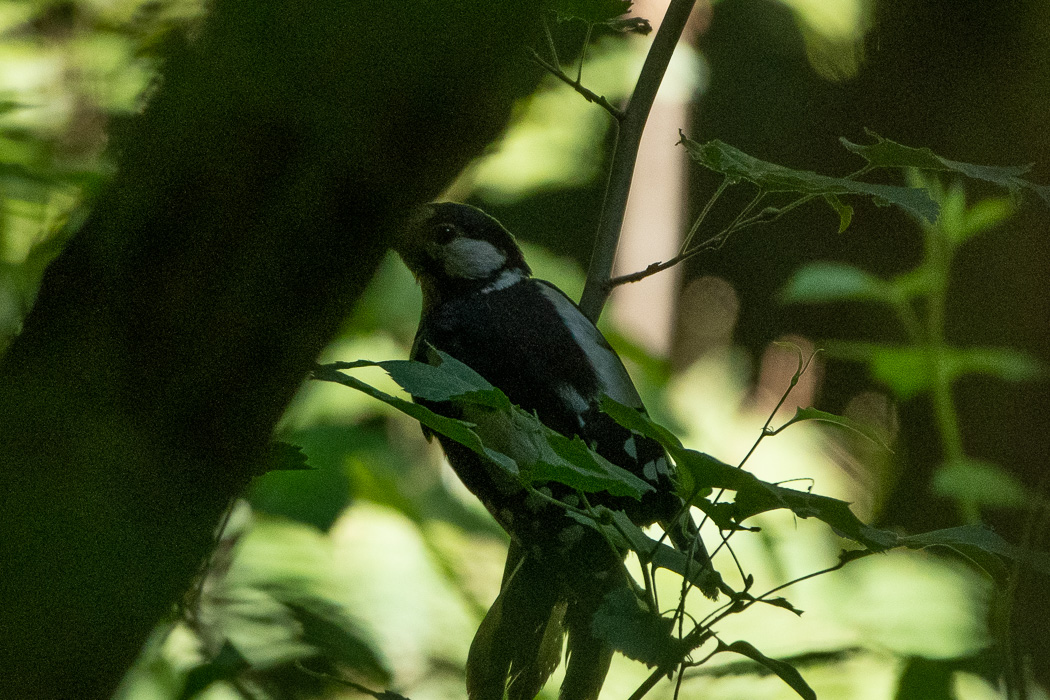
[393,203,437,275]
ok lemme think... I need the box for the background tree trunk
[0,2,544,698]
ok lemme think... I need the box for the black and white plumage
[396,202,713,700]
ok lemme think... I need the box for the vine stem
[578,0,698,323]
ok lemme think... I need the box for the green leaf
[178,642,249,700]
[606,16,651,34]
[841,130,1050,206]
[550,0,633,24]
[717,640,816,700]
[600,397,899,551]
[598,394,686,449]
[825,343,1045,399]
[932,458,1030,509]
[326,349,505,408]
[316,362,653,499]
[592,587,679,667]
[893,657,956,700]
[898,524,1050,581]
[955,196,1013,242]
[261,441,313,473]
[951,347,1045,383]
[312,364,517,476]
[840,132,947,171]
[888,264,939,300]
[284,600,391,683]
[531,429,655,498]
[731,481,899,551]
[679,135,939,223]
[862,345,930,399]
[779,262,891,305]
[774,407,892,451]
[823,193,854,232]
[1027,182,1050,207]
[927,180,1014,246]
[591,507,724,592]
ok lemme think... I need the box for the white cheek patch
[440,238,507,279]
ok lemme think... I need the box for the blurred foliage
[1,1,1046,699]
[0,0,203,350]
[781,172,1045,520]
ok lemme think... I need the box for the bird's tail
[467,542,566,700]
[559,577,616,700]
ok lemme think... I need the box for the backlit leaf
[679,135,939,222]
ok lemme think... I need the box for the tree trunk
[0,2,544,697]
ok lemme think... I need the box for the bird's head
[396,202,532,310]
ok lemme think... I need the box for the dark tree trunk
[0,2,544,698]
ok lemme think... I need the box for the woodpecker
[396,202,714,700]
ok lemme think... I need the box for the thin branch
[294,661,410,700]
[609,163,879,289]
[687,344,810,563]
[578,0,698,322]
[608,188,766,288]
[529,49,625,120]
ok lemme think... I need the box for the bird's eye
[433,224,458,245]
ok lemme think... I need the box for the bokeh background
[1,0,1047,698]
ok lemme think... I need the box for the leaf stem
[679,176,731,254]
[529,49,625,120]
[578,0,698,322]
[926,248,965,466]
[542,16,560,66]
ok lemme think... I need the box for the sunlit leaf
[779,262,891,305]
[679,134,939,222]
[716,640,816,700]
[955,196,1013,242]
[252,428,357,531]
